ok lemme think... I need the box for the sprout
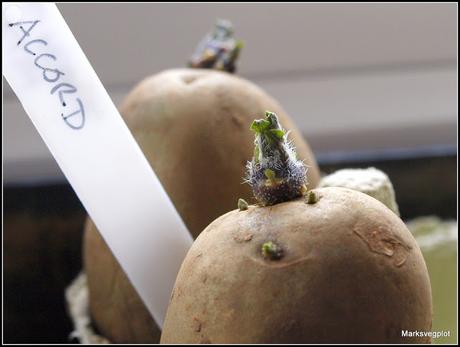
[188,19,243,73]
[305,190,319,204]
[238,198,249,211]
[246,111,308,206]
[261,241,284,260]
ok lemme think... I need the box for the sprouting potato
[160,112,432,344]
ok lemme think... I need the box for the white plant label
[2,2,193,328]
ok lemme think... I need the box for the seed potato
[161,187,432,344]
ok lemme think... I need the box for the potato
[160,187,433,343]
[161,112,432,344]
[83,71,320,343]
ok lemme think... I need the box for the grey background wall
[3,3,457,184]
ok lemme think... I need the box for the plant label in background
[2,2,193,328]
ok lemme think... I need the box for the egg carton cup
[318,167,400,215]
[65,272,110,344]
[65,167,400,344]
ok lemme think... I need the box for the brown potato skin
[83,69,320,343]
[161,187,432,344]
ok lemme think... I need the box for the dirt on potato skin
[160,187,432,344]
[83,68,320,343]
